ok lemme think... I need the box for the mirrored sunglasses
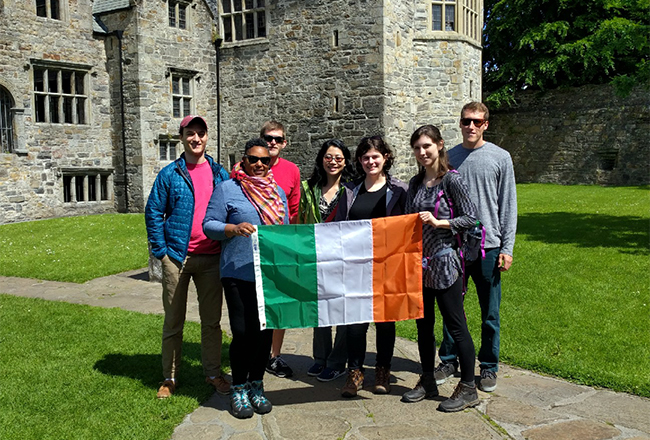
[324,154,345,163]
[460,118,487,128]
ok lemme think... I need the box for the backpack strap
[440,171,468,295]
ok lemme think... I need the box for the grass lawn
[0,184,647,440]
[396,184,650,397]
[0,294,229,440]
[0,213,148,283]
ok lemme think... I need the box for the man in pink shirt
[145,115,231,398]
[260,120,301,378]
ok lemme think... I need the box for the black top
[348,184,387,220]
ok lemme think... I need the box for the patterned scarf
[231,162,286,225]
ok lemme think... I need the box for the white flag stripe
[251,228,269,330]
[314,220,374,326]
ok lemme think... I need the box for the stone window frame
[220,0,267,44]
[169,69,197,119]
[168,0,190,30]
[60,168,114,204]
[31,60,90,125]
[430,0,482,44]
[35,0,66,20]
[0,80,26,155]
[158,135,180,161]
[0,86,15,154]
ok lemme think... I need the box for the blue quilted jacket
[145,153,229,263]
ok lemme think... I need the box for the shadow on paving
[233,351,427,406]
[93,340,231,400]
[518,212,649,254]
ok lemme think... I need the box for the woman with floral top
[299,139,357,382]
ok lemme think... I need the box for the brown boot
[341,369,364,398]
[373,366,391,394]
[157,379,175,399]
[206,375,231,395]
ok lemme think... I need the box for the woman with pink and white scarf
[203,138,288,420]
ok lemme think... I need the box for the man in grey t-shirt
[435,102,517,393]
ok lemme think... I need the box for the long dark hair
[306,139,356,188]
[354,135,394,177]
[410,125,451,186]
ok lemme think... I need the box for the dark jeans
[438,247,501,372]
[346,321,395,371]
[313,326,347,371]
[417,277,475,383]
[222,277,273,386]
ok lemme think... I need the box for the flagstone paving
[2,269,648,440]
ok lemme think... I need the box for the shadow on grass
[93,340,231,400]
[518,212,649,255]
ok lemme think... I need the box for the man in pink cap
[145,115,231,398]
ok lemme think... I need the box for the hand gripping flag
[252,213,423,330]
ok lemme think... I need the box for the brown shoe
[373,366,391,394]
[341,369,364,398]
[157,379,175,399]
[206,375,231,395]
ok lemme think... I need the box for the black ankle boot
[401,373,439,403]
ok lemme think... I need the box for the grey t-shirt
[448,141,517,256]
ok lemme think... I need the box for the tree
[483,0,650,107]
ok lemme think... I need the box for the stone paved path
[1,270,649,440]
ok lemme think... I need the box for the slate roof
[93,0,131,15]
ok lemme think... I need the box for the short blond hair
[259,120,285,137]
[460,102,490,120]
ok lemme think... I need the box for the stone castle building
[0,0,483,224]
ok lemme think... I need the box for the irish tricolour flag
[252,213,423,330]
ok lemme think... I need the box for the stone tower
[216,0,483,179]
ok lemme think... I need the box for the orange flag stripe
[371,214,424,322]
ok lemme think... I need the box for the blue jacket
[203,179,288,282]
[145,153,229,263]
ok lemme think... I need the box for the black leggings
[346,321,395,371]
[222,278,273,386]
[417,277,475,383]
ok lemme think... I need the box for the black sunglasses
[263,134,285,144]
[460,118,487,128]
[244,155,271,165]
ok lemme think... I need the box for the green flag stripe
[257,224,319,329]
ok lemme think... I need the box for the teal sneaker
[248,380,272,414]
[230,384,254,419]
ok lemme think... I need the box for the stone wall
[100,0,219,212]
[218,0,482,183]
[384,0,482,178]
[0,0,115,223]
[218,0,384,173]
[487,85,650,185]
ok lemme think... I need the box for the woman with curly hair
[334,135,408,398]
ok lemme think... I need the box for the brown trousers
[161,253,223,379]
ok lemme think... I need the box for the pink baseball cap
[179,115,208,132]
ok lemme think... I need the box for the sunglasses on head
[263,134,285,144]
[244,155,271,165]
[460,118,487,128]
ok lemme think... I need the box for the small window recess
[61,169,113,203]
[158,136,180,161]
[332,29,339,48]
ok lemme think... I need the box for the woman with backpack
[403,125,480,412]
[299,139,357,382]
